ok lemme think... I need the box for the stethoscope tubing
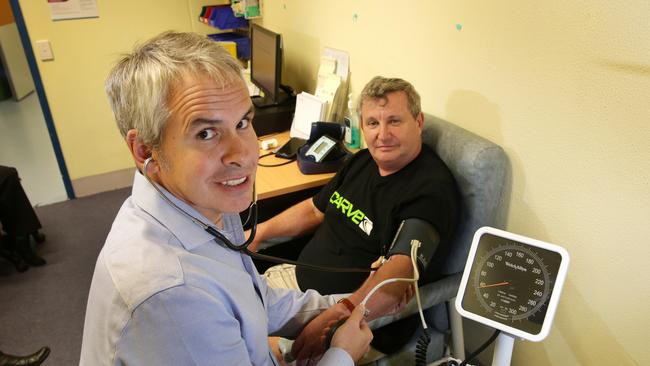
[142,158,373,274]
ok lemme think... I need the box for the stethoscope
[141,159,436,366]
[143,157,373,274]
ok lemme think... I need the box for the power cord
[446,329,501,366]
[258,152,296,167]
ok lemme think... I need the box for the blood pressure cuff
[386,218,440,271]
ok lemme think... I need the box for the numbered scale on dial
[456,227,569,341]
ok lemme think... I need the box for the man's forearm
[253,198,324,246]
[346,255,414,320]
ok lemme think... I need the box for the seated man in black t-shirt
[249,76,460,362]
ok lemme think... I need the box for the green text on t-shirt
[329,191,374,235]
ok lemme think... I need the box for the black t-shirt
[295,145,460,353]
[296,144,460,294]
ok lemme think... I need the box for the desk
[255,131,335,200]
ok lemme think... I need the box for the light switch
[35,40,54,61]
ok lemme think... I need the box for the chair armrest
[368,273,462,330]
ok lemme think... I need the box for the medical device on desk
[454,227,570,366]
[296,122,351,174]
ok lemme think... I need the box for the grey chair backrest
[421,115,509,275]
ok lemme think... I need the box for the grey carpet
[0,187,131,366]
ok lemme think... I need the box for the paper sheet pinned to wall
[48,0,99,21]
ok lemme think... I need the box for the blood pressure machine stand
[451,227,570,366]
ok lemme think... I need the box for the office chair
[364,115,509,365]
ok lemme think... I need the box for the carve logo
[359,217,373,235]
[329,191,373,236]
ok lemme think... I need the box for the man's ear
[415,112,424,131]
[415,112,424,134]
[126,129,156,172]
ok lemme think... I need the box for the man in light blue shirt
[79,31,371,366]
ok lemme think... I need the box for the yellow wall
[17,0,196,180]
[260,1,649,365]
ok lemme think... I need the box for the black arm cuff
[386,218,440,271]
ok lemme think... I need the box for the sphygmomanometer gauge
[456,227,569,342]
[472,243,552,322]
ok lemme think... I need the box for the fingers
[329,304,373,362]
[292,328,326,362]
[292,304,353,363]
[348,303,366,323]
[292,334,305,359]
[351,305,371,337]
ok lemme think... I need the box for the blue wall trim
[9,0,76,199]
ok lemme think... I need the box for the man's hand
[329,304,373,362]
[291,302,350,365]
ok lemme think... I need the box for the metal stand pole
[491,333,515,366]
[448,298,466,360]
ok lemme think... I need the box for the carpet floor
[0,187,131,365]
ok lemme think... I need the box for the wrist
[335,298,355,316]
[346,294,373,319]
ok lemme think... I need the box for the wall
[17,0,196,194]
[260,1,649,365]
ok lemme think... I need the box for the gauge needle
[479,281,510,289]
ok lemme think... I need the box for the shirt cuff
[318,347,353,366]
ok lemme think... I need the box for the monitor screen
[250,24,282,106]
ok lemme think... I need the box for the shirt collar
[130,170,241,251]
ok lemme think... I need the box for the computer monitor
[250,24,283,107]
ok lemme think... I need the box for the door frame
[9,0,75,199]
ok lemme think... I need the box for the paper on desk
[290,92,328,139]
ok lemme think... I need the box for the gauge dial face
[461,232,563,335]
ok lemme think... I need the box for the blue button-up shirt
[80,172,352,365]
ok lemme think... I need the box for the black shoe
[0,247,29,273]
[14,236,46,267]
[0,346,50,366]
